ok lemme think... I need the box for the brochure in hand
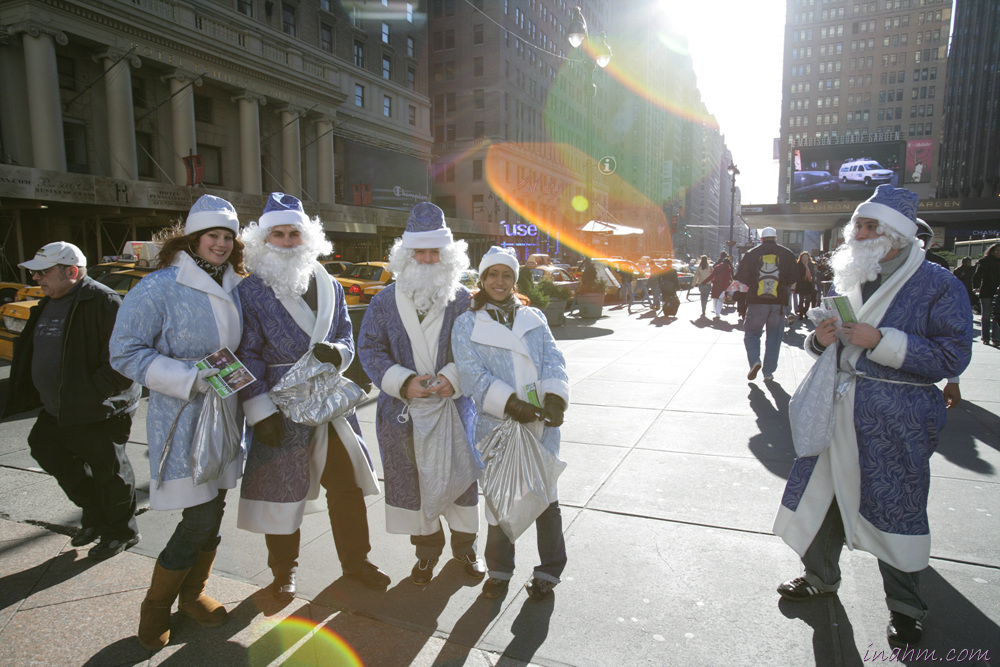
[823,295,857,325]
[195,347,256,398]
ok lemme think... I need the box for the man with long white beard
[235,193,389,598]
[773,185,972,649]
[357,202,485,585]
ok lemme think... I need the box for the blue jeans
[621,280,634,305]
[160,490,227,571]
[980,296,999,343]
[485,501,567,584]
[744,303,786,377]
[802,501,926,620]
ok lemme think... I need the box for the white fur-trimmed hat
[850,185,919,238]
[185,194,240,236]
[478,246,519,277]
[258,192,310,231]
[401,202,453,249]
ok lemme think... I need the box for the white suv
[838,160,894,185]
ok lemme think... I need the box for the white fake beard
[831,235,894,294]
[247,244,316,300]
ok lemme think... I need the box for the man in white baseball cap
[5,240,141,560]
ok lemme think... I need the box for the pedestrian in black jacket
[4,242,141,560]
[973,243,1000,344]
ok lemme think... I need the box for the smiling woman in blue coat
[110,195,246,651]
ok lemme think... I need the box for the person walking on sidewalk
[5,242,141,561]
[972,242,1000,345]
[111,195,247,650]
[618,264,635,312]
[795,251,817,320]
[705,253,733,320]
[774,185,973,649]
[452,246,570,601]
[358,203,485,586]
[734,227,797,381]
[235,194,389,598]
[691,255,712,318]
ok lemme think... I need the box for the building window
[472,159,483,180]
[474,89,484,109]
[474,121,484,139]
[474,57,484,76]
[407,3,413,22]
[382,55,391,80]
[445,29,455,49]
[382,22,390,44]
[473,24,484,44]
[194,95,213,124]
[354,40,365,67]
[407,36,415,57]
[57,55,76,91]
[355,84,365,107]
[197,144,222,186]
[237,0,253,17]
[132,78,147,109]
[64,120,89,174]
[319,0,330,10]
[282,3,296,36]
[136,131,154,178]
[446,124,456,141]
[408,104,416,126]
[407,67,415,90]
[321,24,334,53]
[383,95,392,117]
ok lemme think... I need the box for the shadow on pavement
[778,595,860,667]
[0,547,100,610]
[498,594,555,665]
[432,590,506,664]
[746,382,796,478]
[154,596,261,665]
[934,401,1000,475]
[552,322,614,341]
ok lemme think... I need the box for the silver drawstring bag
[189,391,242,485]
[269,351,367,426]
[476,417,567,542]
[788,344,839,458]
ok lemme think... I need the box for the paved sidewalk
[1,296,997,666]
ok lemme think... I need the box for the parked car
[571,261,622,300]
[361,277,394,304]
[0,281,29,306]
[88,259,137,282]
[525,253,551,267]
[527,266,579,297]
[97,265,156,296]
[336,261,392,305]
[320,260,354,277]
[459,269,479,289]
[838,159,893,185]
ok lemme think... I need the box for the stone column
[164,71,199,185]
[99,49,142,180]
[280,107,302,196]
[16,23,68,171]
[234,92,265,195]
[316,116,336,204]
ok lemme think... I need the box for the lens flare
[248,614,363,666]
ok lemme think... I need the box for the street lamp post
[727,163,740,253]
[568,6,612,224]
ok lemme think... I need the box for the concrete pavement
[1,295,997,666]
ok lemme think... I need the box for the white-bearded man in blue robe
[236,193,389,598]
[774,185,973,649]
[357,202,485,586]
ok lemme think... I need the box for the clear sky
[661,0,786,204]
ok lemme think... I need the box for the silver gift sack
[269,351,367,426]
[788,344,839,458]
[190,391,242,486]
[476,417,567,542]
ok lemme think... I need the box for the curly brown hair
[153,223,246,275]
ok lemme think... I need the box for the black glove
[312,342,341,367]
[542,395,566,428]
[255,413,284,448]
[505,395,541,424]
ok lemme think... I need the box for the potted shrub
[517,268,550,310]
[536,277,572,326]
[576,262,606,318]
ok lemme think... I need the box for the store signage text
[502,223,538,237]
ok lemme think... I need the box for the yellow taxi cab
[336,261,392,305]
[0,285,45,360]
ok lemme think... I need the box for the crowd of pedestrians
[2,184,983,653]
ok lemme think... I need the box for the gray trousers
[802,500,927,620]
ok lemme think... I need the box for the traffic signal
[671,215,678,234]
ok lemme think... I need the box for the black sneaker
[748,362,762,381]
[776,576,836,601]
[410,558,438,586]
[525,577,556,601]
[70,526,100,548]
[455,554,486,579]
[346,561,391,590]
[482,577,509,599]
[88,534,140,561]
[886,611,922,648]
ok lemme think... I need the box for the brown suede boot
[138,559,189,651]
[178,549,228,627]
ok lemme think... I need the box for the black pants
[27,410,138,541]
[266,425,372,577]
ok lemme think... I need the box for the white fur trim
[867,327,909,369]
[145,356,198,402]
[401,227,454,249]
[149,456,242,511]
[237,497,309,535]
[185,210,239,236]
[539,378,570,405]
[243,392,278,425]
[484,379,516,419]
[259,208,309,231]
[382,363,415,400]
[851,201,918,239]
[479,252,519,278]
[385,501,480,536]
[437,361,462,398]
[332,342,353,373]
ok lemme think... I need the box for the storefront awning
[581,220,644,235]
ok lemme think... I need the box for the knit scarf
[484,293,520,329]
[187,251,227,285]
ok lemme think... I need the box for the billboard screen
[904,139,934,184]
[342,140,430,211]
[791,141,905,202]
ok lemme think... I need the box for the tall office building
[777,0,952,203]
[937,0,1000,199]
